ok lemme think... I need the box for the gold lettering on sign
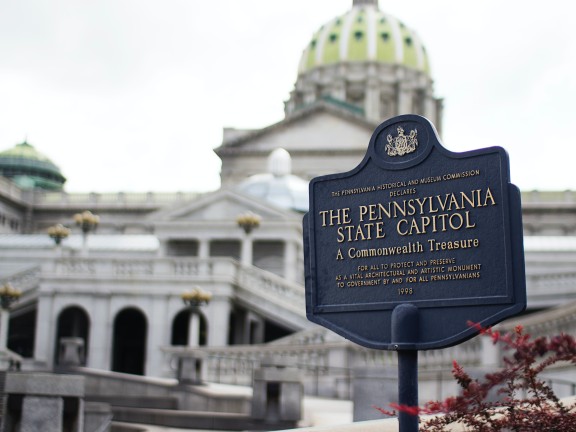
[320,170,496,301]
[318,187,496,247]
[334,257,484,292]
[327,170,483,199]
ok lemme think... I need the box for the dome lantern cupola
[237,149,309,213]
[268,148,292,177]
[353,0,378,7]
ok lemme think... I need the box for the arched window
[111,308,147,375]
[55,306,90,366]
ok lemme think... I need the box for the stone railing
[39,251,576,314]
[268,325,483,370]
[46,256,308,330]
[1,265,41,292]
[521,190,576,205]
[28,190,199,209]
[165,332,484,399]
[525,271,576,307]
[500,299,576,338]
[46,256,307,327]
[165,342,352,398]
[48,257,232,279]
[236,265,305,318]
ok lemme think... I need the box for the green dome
[298,2,430,75]
[0,141,66,190]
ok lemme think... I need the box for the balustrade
[2,266,40,291]
[165,326,486,399]
[46,256,307,328]
[51,257,229,278]
[236,265,305,312]
[113,260,154,276]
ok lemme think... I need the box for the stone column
[240,235,253,266]
[188,312,200,347]
[198,239,211,274]
[33,294,54,367]
[88,296,111,370]
[331,78,346,101]
[364,76,381,122]
[424,90,437,125]
[147,297,168,377]
[206,297,231,347]
[157,238,168,257]
[283,240,298,283]
[0,308,9,351]
[198,239,210,259]
[303,83,316,105]
[246,312,264,344]
[396,82,412,114]
[81,232,89,257]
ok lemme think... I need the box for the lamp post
[73,210,99,255]
[48,223,71,246]
[181,288,212,347]
[236,212,261,234]
[236,212,261,266]
[0,283,21,352]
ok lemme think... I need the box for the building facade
[0,0,574,402]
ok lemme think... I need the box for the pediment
[149,188,295,223]
[217,104,376,156]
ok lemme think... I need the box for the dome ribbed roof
[298,2,430,75]
[0,141,66,190]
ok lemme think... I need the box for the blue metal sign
[304,114,526,350]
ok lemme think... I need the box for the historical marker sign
[304,114,526,350]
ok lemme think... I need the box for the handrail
[0,265,41,292]
[236,264,305,317]
[164,334,483,390]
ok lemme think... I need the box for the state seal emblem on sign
[386,126,418,156]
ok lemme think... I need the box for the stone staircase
[61,366,297,431]
[235,264,309,330]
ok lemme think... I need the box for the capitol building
[0,0,574,429]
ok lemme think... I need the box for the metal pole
[391,303,420,432]
[398,350,418,431]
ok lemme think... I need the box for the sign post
[304,115,526,430]
[392,303,419,431]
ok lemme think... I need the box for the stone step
[86,395,179,411]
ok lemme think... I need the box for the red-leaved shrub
[376,324,576,431]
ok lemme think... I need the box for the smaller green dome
[0,141,66,190]
[298,3,430,75]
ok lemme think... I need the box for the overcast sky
[0,0,574,193]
